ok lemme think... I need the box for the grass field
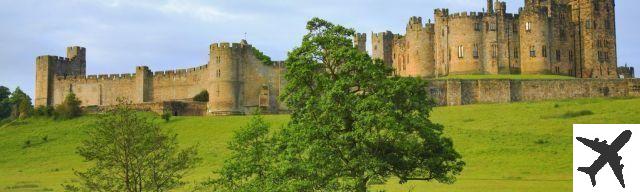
[1,98,640,191]
[436,74,576,80]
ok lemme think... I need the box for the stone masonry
[369,0,619,79]
[35,40,287,115]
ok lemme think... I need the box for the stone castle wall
[35,41,287,115]
[429,79,640,106]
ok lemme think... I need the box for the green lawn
[436,74,575,80]
[2,98,640,191]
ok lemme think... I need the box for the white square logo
[573,124,640,191]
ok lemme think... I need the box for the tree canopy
[213,18,464,191]
[66,101,200,192]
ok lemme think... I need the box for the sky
[1,0,638,99]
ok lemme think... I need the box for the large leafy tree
[66,101,200,192]
[215,18,464,191]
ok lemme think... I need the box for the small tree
[211,115,276,191]
[9,87,32,119]
[54,92,83,120]
[65,101,200,192]
[0,86,11,119]
[193,90,209,102]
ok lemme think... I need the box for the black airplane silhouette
[576,130,632,188]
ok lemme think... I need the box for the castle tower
[402,16,436,77]
[67,46,86,76]
[569,0,618,78]
[519,4,552,74]
[35,56,55,107]
[371,31,395,68]
[487,0,494,14]
[135,66,152,103]
[434,8,450,76]
[353,33,367,53]
[209,42,244,115]
[495,1,506,15]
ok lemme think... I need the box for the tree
[66,101,200,192]
[54,92,83,119]
[216,18,464,191]
[9,87,32,119]
[0,86,11,119]
[211,115,277,191]
[193,90,209,102]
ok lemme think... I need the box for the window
[542,46,547,57]
[458,46,465,58]
[473,44,479,58]
[569,50,574,62]
[525,22,532,31]
[556,50,561,62]
[474,23,482,31]
[530,46,536,57]
[216,56,221,63]
[216,69,221,77]
[489,23,496,31]
[492,44,498,58]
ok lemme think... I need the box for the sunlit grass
[1,98,639,191]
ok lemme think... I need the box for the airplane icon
[576,130,632,188]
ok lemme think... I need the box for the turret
[353,33,367,53]
[208,42,245,114]
[66,46,86,76]
[371,31,395,68]
[487,0,494,14]
[135,66,152,103]
[495,1,506,15]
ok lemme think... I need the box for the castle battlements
[448,11,486,19]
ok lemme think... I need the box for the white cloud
[158,0,245,22]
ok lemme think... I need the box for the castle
[35,40,287,115]
[360,0,618,78]
[35,0,630,115]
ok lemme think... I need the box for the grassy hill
[2,98,640,191]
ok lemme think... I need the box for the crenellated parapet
[152,64,208,79]
[448,11,486,20]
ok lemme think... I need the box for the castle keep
[35,0,634,114]
[366,0,618,78]
[35,40,287,115]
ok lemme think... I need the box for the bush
[34,106,55,117]
[23,140,31,148]
[193,90,209,102]
[560,110,594,118]
[161,110,172,122]
[54,93,82,120]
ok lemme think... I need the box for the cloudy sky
[1,0,638,99]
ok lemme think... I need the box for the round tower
[403,16,436,77]
[519,7,551,74]
[447,12,483,75]
[208,42,244,115]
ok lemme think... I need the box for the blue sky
[1,0,638,99]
